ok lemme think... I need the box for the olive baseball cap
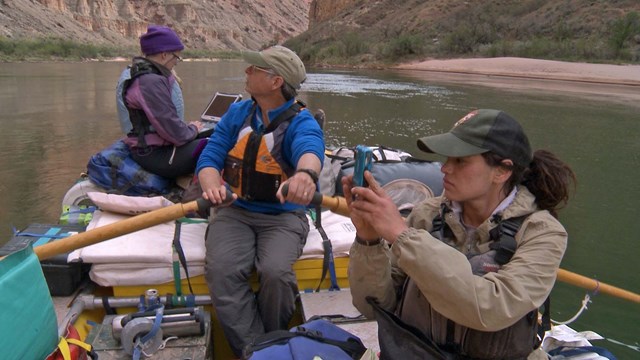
[242,46,307,89]
[417,109,533,167]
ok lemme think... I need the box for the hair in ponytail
[484,150,577,218]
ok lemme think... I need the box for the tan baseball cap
[243,46,307,89]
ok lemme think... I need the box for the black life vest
[122,57,162,149]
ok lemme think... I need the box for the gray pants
[204,206,309,357]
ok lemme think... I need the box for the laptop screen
[201,92,242,122]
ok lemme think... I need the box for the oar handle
[557,268,640,304]
[281,184,350,217]
[33,191,233,261]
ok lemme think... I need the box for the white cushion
[87,192,173,215]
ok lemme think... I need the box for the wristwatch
[355,235,382,246]
[295,168,319,183]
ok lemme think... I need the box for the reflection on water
[0,61,638,357]
[301,72,471,149]
[305,72,460,98]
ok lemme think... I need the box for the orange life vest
[223,102,303,202]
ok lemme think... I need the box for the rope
[548,293,640,353]
[605,338,640,352]
[157,336,179,351]
[551,293,591,326]
[141,336,179,357]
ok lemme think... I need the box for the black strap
[101,295,117,315]
[537,296,552,346]
[444,319,458,353]
[128,108,153,149]
[242,131,261,200]
[430,204,453,241]
[488,215,527,265]
[313,207,339,292]
[264,100,303,133]
[172,220,194,294]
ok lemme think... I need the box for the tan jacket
[349,186,567,358]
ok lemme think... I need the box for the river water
[0,61,638,356]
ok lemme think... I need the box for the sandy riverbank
[392,57,640,107]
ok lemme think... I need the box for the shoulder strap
[489,215,527,265]
[264,100,304,133]
[430,204,453,241]
[121,58,162,108]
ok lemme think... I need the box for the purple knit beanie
[139,25,184,55]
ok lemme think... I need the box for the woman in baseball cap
[344,109,576,358]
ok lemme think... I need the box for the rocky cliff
[0,0,312,51]
[308,0,356,27]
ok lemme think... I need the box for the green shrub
[340,32,368,57]
[383,34,425,59]
[610,11,640,58]
[0,36,236,61]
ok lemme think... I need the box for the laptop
[201,92,242,122]
[198,92,242,136]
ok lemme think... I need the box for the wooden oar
[309,190,640,304]
[557,268,639,304]
[33,198,214,261]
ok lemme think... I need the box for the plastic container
[0,223,90,296]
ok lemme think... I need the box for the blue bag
[243,318,367,360]
[547,345,617,359]
[87,140,171,196]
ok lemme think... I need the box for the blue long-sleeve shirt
[197,98,324,214]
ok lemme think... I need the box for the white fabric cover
[87,192,174,216]
[68,209,354,286]
[300,210,355,260]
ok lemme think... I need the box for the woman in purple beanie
[116,25,205,179]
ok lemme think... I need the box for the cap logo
[453,110,478,128]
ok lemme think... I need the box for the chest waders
[426,205,548,358]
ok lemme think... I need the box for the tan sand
[392,57,640,107]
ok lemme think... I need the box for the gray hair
[281,82,297,100]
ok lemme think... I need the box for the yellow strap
[56,336,93,360]
[66,338,93,352]
[57,337,71,360]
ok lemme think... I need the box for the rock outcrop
[308,0,357,27]
[1,0,312,51]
